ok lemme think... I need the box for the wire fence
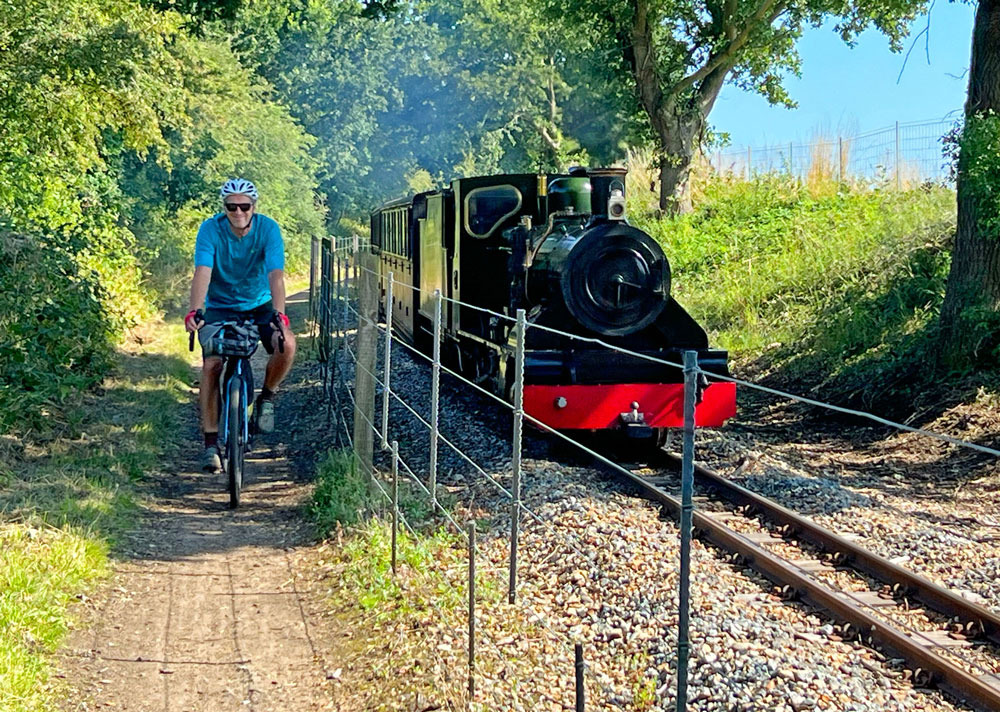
[713,117,959,187]
[308,236,1000,710]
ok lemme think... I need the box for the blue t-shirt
[194,213,285,311]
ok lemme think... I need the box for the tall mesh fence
[713,118,958,186]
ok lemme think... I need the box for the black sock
[204,431,218,448]
[259,386,275,402]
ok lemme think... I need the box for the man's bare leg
[263,330,297,391]
[199,356,224,471]
[200,356,224,432]
[255,330,297,434]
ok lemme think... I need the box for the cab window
[464,185,522,239]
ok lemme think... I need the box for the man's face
[223,194,255,231]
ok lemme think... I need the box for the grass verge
[307,449,554,710]
[631,174,962,409]
[0,319,193,712]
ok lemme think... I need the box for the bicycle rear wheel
[227,376,244,509]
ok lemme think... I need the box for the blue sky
[711,3,976,148]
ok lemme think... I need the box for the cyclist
[184,178,297,472]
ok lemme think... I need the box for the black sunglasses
[225,203,253,212]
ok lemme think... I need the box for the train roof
[370,169,627,217]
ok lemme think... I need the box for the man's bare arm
[186,266,213,331]
[189,265,212,311]
[268,269,286,314]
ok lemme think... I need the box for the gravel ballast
[315,327,987,711]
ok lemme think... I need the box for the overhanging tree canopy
[559,0,928,213]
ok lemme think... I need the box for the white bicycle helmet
[220,178,259,202]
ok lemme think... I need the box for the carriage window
[464,185,522,239]
[396,211,403,255]
[389,213,399,255]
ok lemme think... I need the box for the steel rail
[655,452,1000,648]
[600,456,1000,711]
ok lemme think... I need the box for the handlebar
[186,317,285,353]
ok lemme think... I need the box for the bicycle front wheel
[227,376,244,509]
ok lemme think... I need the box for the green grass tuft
[309,449,380,531]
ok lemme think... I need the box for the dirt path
[58,293,342,712]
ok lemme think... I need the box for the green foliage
[635,176,957,403]
[0,0,324,433]
[229,0,636,214]
[309,448,436,534]
[950,111,1000,239]
[337,521,476,615]
[309,449,381,530]
[0,231,120,433]
[0,526,107,712]
[553,0,927,210]
[118,31,325,293]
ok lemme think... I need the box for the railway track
[608,449,1000,711]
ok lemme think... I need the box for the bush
[0,229,134,433]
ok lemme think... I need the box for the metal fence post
[467,522,476,702]
[381,272,394,450]
[353,247,377,481]
[352,235,360,310]
[391,440,399,575]
[676,350,698,712]
[309,237,319,343]
[319,239,330,365]
[332,250,340,352]
[341,248,350,350]
[575,643,585,712]
[429,289,442,505]
[508,309,526,604]
[746,146,752,180]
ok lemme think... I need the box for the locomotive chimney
[588,167,628,221]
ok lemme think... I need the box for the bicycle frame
[219,354,253,461]
[190,319,260,508]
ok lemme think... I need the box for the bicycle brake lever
[278,332,285,354]
[189,330,195,352]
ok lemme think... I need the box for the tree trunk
[656,113,703,215]
[938,0,1000,363]
[629,0,709,215]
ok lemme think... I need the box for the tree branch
[533,119,562,153]
[697,3,787,114]
[668,0,787,106]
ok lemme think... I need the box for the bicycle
[190,318,284,508]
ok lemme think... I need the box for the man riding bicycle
[184,178,297,472]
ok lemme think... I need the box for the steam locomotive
[370,167,735,439]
